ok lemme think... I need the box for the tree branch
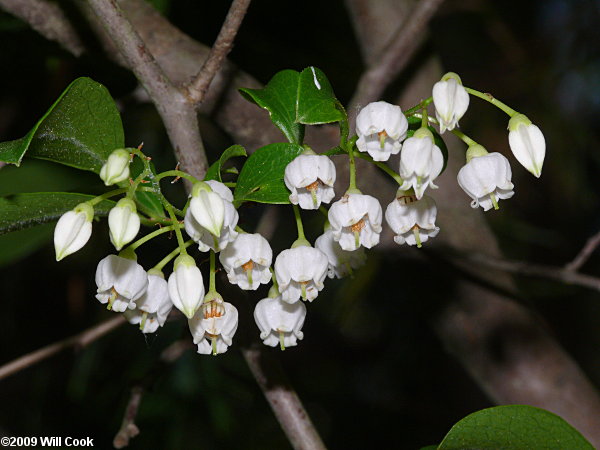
[113,386,143,449]
[565,230,600,272]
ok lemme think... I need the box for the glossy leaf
[128,157,165,219]
[233,143,304,206]
[0,77,124,172]
[205,145,247,182]
[296,66,345,125]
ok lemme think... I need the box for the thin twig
[0,316,125,381]
[565,230,600,272]
[113,386,143,448]
[185,0,252,106]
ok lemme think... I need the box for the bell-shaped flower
[284,153,336,210]
[188,300,238,355]
[274,245,328,304]
[95,253,148,312]
[219,233,272,290]
[100,149,131,186]
[254,294,306,350]
[54,202,94,261]
[432,72,470,133]
[356,101,408,161]
[168,254,205,319]
[108,198,140,251]
[508,114,545,178]
[328,193,382,251]
[399,127,444,199]
[189,181,226,238]
[457,145,514,211]
[314,229,366,278]
[124,270,172,333]
[385,190,439,247]
[186,180,238,252]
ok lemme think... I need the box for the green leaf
[233,143,304,206]
[0,77,124,172]
[296,66,345,125]
[407,116,448,174]
[205,145,247,182]
[438,405,593,450]
[128,157,165,219]
[239,70,305,144]
[0,192,116,234]
[324,146,346,156]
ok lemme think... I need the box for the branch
[565,229,600,272]
[185,0,252,106]
[113,386,143,449]
[0,316,125,381]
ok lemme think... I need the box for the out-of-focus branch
[565,230,600,272]
[0,316,125,381]
[113,386,143,449]
[185,0,252,106]
[0,0,85,56]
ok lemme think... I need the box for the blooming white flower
[254,295,306,349]
[399,127,444,199]
[168,255,205,319]
[124,270,172,333]
[328,193,382,251]
[274,245,328,303]
[508,114,546,178]
[108,198,140,251]
[356,101,408,161]
[185,180,238,252]
[219,233,272,290]
[95,254,148,312]
[457,146,514,211]
[54,202,94,261]
[284,154,336,209]
[432,72,470,133]
[314,229,366,278]
[385,191,439,247]
[100,149,131,186]
[189,301,238,355]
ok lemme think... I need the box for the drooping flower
[508,114,546,178]
[54,202,94,261]
[254,295,306,349]
[95,254,148,312]
[188,300,238,355]
[399,127,444,199]
[108,198,140,251]
[356,101,408,161]
[314,229,366,278]
[328,193,382,251]
[274,245,328,304]
[168,254,205,319]
[189,181,226,238]
[100,149,131,186]
[219,233,272,290]
[432,72,470,133]
[457,145,514,211]
[284,153,336,210]
[385,190,439,247]
[124,270,172,333]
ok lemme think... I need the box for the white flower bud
[432,72,470,133]
[189,181,227,240]
[54,202,94,261]
[254,295,306,349]
[95,254,148,312]
[219,233,272,290]
[99,149,130,186]
[356,101,408,161]
[189,301,238,355]
[328,193,382,251]
[274,245,328,304]
[314,229,366,278]
[124,271,172,333]
[385,191,439,247]
[284,154,336,210]
[508,114,545,178]
[108,198,140,251]
[168,255,205,319]
[399,127,444,199]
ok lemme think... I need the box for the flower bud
[100,149,131,186]
[432,72,470,133]
[398,127,444,199]
[508,114,545,178]
[168,255,205,319]
[190,182,225,238]
[108,198,140,251]
[54,202,94,261]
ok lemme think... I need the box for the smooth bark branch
[565,230,600,272]
[113,386,143,448]
[185,0,252,106]
[0,316,125,381]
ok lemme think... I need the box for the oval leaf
[296,66,344,125]
[205,144,247,182]
[233,143,304,206]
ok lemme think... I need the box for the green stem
[292,205,306,241]
[348,145,358,191]
[164,202,187,255]
[128,225,175,250]
[354,152,404,185]
[224,182,236,188]
[88,188,128,206]
[421,105,429,128]
[269,267,279,291]
[450,129,478,147]
[404,97,433,116]
[153,240,194,271]
[155,170,201,184]
[209,250,217,293]
[465,87,518,117]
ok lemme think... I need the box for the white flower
[254,295,306,349]
[108,198,140,251]
[432,72,470,133]
[188,301,238,355]
[100,149,130,186]
[399,127,444,199]
[124,271,172,333]
[284,154,336,210]
[328,193,382,251]
[168,255,205,319]
[95,254,148,312]
[385,191,439,247]
[457,147,514,211]
[186,180,238,252]
[314,229,366,278]
[356,101,408,161]
[219,233,272,290]
[189,181,226,238]
[274,246,328,304]
[54,202,94,261]
[508,114,546,178]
